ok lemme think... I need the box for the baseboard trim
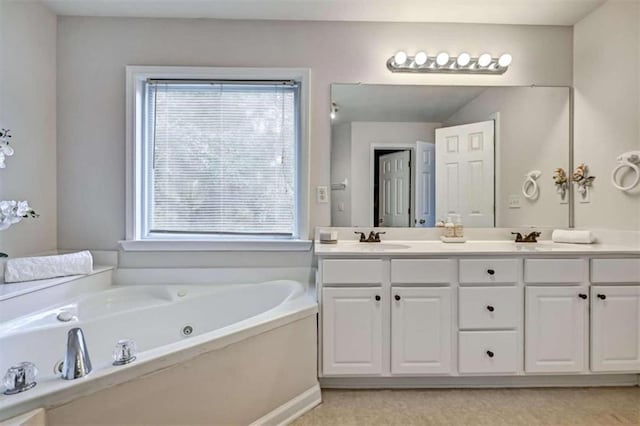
[320,374,640,389]
[250,383,322,426]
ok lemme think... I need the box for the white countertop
[314,240,640,256]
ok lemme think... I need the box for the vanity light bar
[387,51,512,74]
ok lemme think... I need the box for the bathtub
[0,280,319,425]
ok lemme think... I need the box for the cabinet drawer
[591,259,640,283]
[459,259,520,284]
[458,331,519,374]
[524,259,586,283]
[322,259,384,284]
[391,259,453,284]
[459,287,520,330]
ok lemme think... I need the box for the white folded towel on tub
[4,250,93,283]
[552,229,595,244]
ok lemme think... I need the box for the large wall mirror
[330,84,571,228]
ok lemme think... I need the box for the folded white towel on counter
[4,251,93,283]
[552,229,595,244]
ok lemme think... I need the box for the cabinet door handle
[578,293,588,300]
[394,295,401,301]
[597,294,606,300]
[486,305,495,312]
[375,295,381,301]
[487,269,495,275]
[486,350,495,358]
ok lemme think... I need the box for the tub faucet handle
[113,339,137,366]
[3,362,38,395]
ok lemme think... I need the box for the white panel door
[391,287,451,375]
[591,285,640,372]
[435,121,494,226]
[525,286,588,373]
[322,287,383,375]
[379,150,410,227]
[415,141,436,227]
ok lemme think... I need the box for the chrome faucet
[61,327,92,380]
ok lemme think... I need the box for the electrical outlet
[316,186,329,203]
[508,195,521,209]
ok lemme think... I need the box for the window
[125,67,310,250]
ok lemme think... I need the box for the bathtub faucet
[61,327,92,380]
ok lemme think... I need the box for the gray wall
[573,0,640,230]
[56,17,574,254]
[0,0,57,258]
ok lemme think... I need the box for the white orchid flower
[0,142,13,169]
[0,200,37,231]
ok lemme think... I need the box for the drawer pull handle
[486,350,495,358]
[578,294,588,300]
[597,294,606,300]
[394,295,401,301]
[486,305,495,312]
[487,269,495,275]
[375,295,381,301]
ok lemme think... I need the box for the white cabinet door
[591,286,640,372]
[391,287,451,375]
[525,286,588,373]
[322,287,383,375]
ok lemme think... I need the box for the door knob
[419,219,426,224]
[487,269,495,275]
[395,295,401,301]
[375,295,381,301]
[597,294,606,300]
[578,294,588,299]
[486,350,495,358]
[486,305,495,312]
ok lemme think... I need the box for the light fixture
[456,52,471,67]
[387,50,511,74]
[436,52,450,66]
[330,102,338,120]
[414,51,428,66]
[498,53,513,67]
[478,53,492,67]
[393,51,408,66]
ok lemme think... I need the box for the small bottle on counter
[454,215,464,238]
[444,216,455,238]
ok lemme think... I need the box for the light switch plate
[508,195,521,209]
[316,186,329,203]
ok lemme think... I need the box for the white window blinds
[145,81,298,236]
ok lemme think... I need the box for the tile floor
[293,387,640,425]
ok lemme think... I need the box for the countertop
[314,240,640,257]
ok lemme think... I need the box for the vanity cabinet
[591,285,640,372]
[322,287,383,375]
[525,286,589,373]
[391,287,451,375]
[317,253,640,382]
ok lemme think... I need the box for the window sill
[119,239,313,252]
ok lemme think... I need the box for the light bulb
[394,51,408,66]
[478,53,492,67]
[456,52,471,67]
[436,52,450,66]
[498,53,512,67]
[414,51,428,66]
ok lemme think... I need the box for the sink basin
[352,243,411,251]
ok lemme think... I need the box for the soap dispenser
[444,216,455,238]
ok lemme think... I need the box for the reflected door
[415,141,436,227]
[379,150,411,227]
[435,120,494,227]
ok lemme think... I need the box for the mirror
[330,84,571,228]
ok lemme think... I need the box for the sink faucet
[354,231,386,243]
[512,231,541,243]
[61,327,92,380]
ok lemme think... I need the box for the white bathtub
[0,280,319,424]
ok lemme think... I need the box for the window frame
[124,66,311,251]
